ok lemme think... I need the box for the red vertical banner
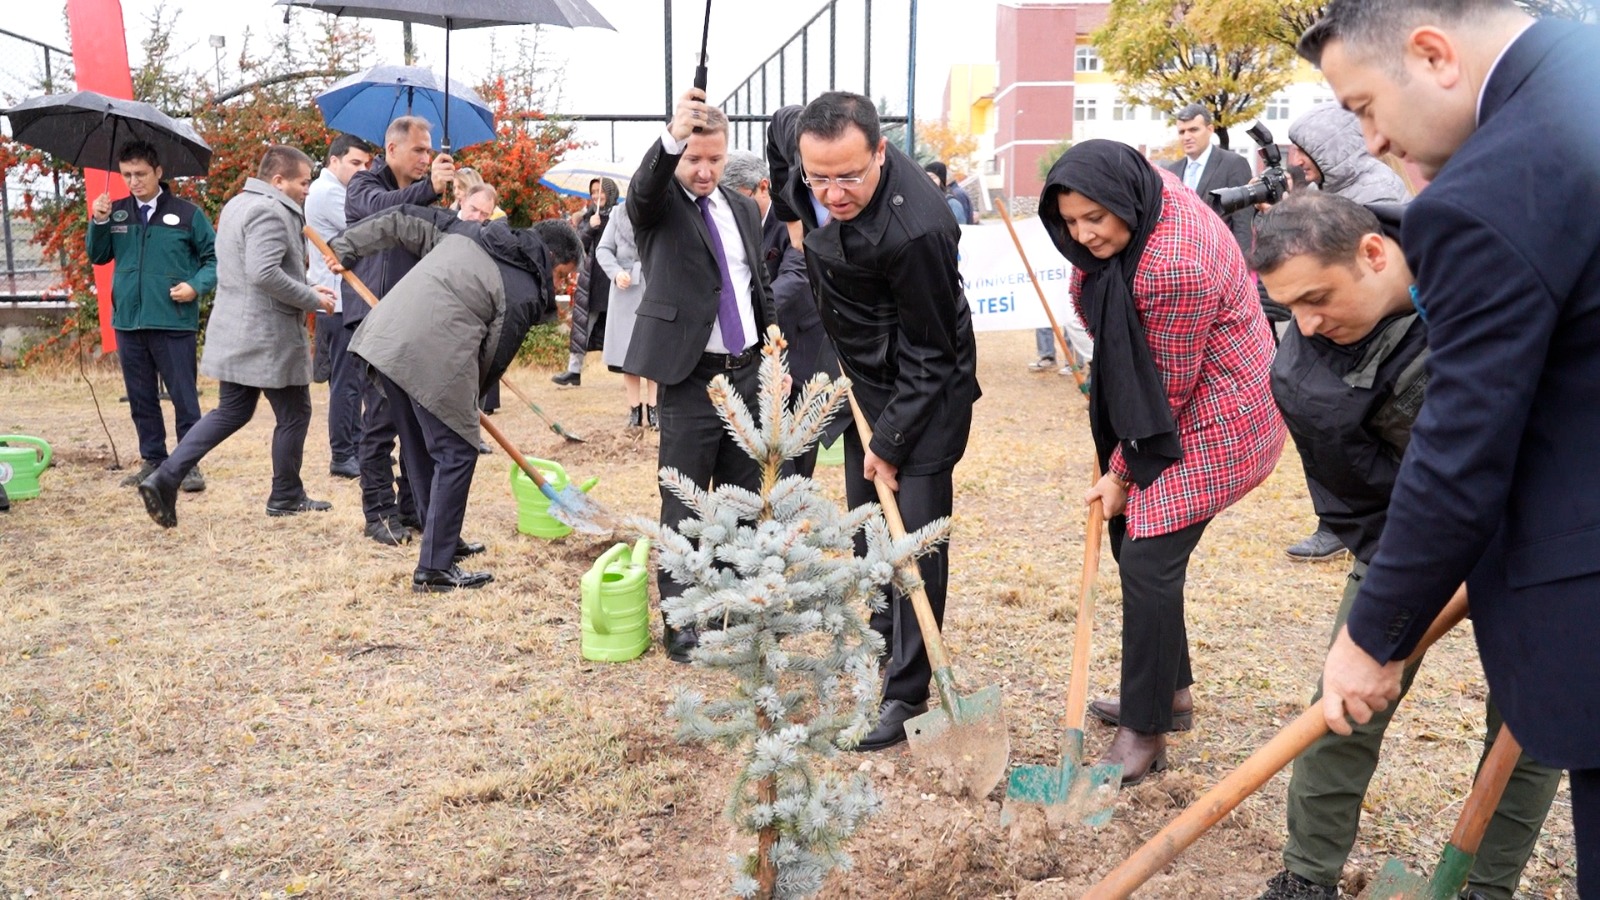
[65,0,136,353]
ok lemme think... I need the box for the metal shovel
[498,375,585,443]
[305,225,614,536]
[1367,725,1523,899]
[1001,496,1123,827]
[846,390,1010,799]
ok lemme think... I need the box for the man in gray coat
[139,146,337,528]
[326,209,581,591]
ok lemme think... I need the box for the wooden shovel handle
[845,388,951,673]
[1084,586,1470,900]
[1451,725,1522,855]
[303,226,554,493]
[1064,497,1105,730]
[995,199,1087,393]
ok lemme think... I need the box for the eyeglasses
[801,173,868,190]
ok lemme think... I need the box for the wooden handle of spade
[996,199,1087,394]
[1064,496,1105,731]
[1451,725,1522,855]
[1085,586,1470,900]
[845,387,952,673]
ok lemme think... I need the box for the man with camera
[1249,191,1558,900]
[1165,103,1255,255]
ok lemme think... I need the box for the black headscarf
[1039,140,1182,487]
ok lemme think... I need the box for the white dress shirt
[659,127,757,353]
[1183,145,1214,192]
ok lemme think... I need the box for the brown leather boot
[1098,726,1168,786]
[1087,686,1194,731]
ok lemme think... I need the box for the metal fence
[1,26,74,301]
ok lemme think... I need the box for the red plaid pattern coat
[1073,168,1286,539]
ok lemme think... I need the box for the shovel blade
[904,684,1011,800]
[1367,845,1475,900]
[547,486,613,535]
[1000,729,1123,828]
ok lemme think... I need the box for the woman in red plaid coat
[1040,140,1286,783]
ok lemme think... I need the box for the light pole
[208,35,225,93]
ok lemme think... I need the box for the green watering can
[508,457,599,539]
[0,435,52,500]
[816,436,844,467]
[581,538,652,663]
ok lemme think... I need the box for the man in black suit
[767,92,981,752]
[718,150,831,477]
[1165,103,1255,255]
[626,89,777,663]
[1299,2,1600,890]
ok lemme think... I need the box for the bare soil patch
[0,331,1576,897]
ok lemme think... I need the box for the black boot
[646,405,659,430]
[663,615,699,663]
[627,405,643,428]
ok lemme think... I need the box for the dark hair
[924,160,949,188]
[258,145,314,182]
[531,218,583,271]
[1174,103,1212,125]
[1250,191,1384,274]
[327,133,373,161]
[796,91,881,151]
[117,140,160,170]
[1298,0,1516,67]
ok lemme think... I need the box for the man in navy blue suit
[1298,1,1600,890]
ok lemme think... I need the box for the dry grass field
[0,330,1577,898]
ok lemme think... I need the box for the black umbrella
[1,90,212,177]
[276,0,615,151]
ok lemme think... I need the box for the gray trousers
[1283,562,1561,897]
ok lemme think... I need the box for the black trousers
[154,381,311,504]
[317,311,362,463]
[655,356,764,606]
[353,345,415,524]
[381,375,477,573]
[115,328,201,464]
[842,426,955,707]
[1108,514,1213,733]
[1574,767,1600,896]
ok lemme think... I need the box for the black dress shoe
[454,539,486,560]
[365,516,414,546]
[627,404,643,428]
[266,496,333,517]
[329,457,360,479]
[853,699,929,752]
[413,565,494,592]
[551,370,581,387]
[399,513,424,532]
[478,441,493,455]
[664,623,700,663]
[137,474,178,529]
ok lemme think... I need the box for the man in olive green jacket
[87,140,218,491]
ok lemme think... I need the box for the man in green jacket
[88,140,218,491]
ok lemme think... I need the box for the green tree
[1094,0,1298,148]
[1186,0,1323,55]
[1036,139,1072,182]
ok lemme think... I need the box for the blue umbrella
[316,65,497,151]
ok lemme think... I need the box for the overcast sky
[5,0,1007,162]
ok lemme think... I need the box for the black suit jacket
[625,138,776,386]
[1342,19,1600,769]
[1165,148,1255,255]
[761,212,826,384]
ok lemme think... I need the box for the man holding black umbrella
[88,140,217,493]
[343,115,454,546]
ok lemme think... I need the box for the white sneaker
[1028,356,1057,372]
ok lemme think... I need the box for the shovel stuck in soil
[305,225,615,537]
[846,390,1010,799]
[1366,725,1523,900]
[1083,588,1470,900]
[1001,497,1122,828]
[497,375,585,443]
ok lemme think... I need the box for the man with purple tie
[626,88,778,663]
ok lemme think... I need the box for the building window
[1265,96,1291,120]
[1112,101,1132,121]
[1074,99,1097,121]
[1075,47,1101,73]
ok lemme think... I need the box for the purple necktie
[695,194,747,353]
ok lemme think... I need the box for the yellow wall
[946,63,998,135]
